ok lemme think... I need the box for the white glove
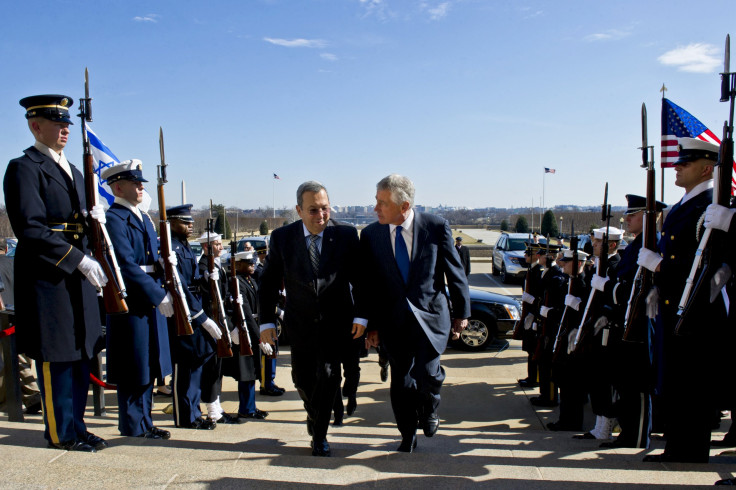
[260,342,274,356]
[203,270,219,282]
[157,293,174,318]
[704,203,735,232]
[230,328,240,345]
[235,294,244,305]
[567,328,579,354]
[532,321,538,332]
[540,305,552,318]
[593,316,609,337]
[646,286,659,319]
[710,264,733,303]
[521,292,535,304]
[523,314,534,330]
[564,294,582,311]
[77,255,108,289]
[637,248,662,273]
[201,318,222,340]
[591,275,609,292]
[276,307,285,321]
[89,204,106,224]
[159,254,178,269]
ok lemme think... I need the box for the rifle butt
[239,330,254,356]
[217,339,233,358]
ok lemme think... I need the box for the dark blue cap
[624,194,667,214]
[167,204,194,223]
[19,94,74,124]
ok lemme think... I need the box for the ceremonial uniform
[518,252,543,388]
[103,161,172,438]
[532,258,565,406]
[3,95,107,452]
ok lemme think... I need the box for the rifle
[207,201,233,358]
[675,34,735,335]
[552,222,578,361]
[572,183,612,351]
[623,103,656,342]
[78,68,128,314]
[229,231,253,356]
[157,128,193,336]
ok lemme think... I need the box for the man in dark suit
[102,160,173,439]
[455,236,471,277]
[637,137,724,463]
[359,174,470,453]
[259,181,364,457]
[3,95,109,452]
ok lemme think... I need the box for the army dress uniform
[518,247,544,388]
[3,95,107,451]
[102,161,172,438]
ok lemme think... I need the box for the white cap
[234,251,257,263]
[197,232,222,244]
[559,249,589,261]
[593,226,623,241]
[101,159,147,184]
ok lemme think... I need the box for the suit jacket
[105,203,171,385]
[3,146,101,362]
[258,219,360,355]
[357,211,470,354]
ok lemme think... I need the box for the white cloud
[263,37,328,48]
[658,43,721,73]
[584,29,631,42]
[320,53,338,61]
[133,14,159,23]
[426,2,450,20]
[358,0,393,20]
[518,6,543,19]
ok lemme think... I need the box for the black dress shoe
[25,401,42,415]
[716,478,736,485]
[572,432,596,440]
[346,396,357,416]
[311,439,331,457]
[530,397,558,407]
[712,436,736,447]
[81,431,109,450]
[547,421,582,432]
[48,440,97,453]
[259,387,285,396]
[642,453,708,463]
[215,413,245,424]
[238,409,269,420]
[380,363,389,382]
[397,435,418,453]
[333,417,343,426]
[182,418,216,430]
[150,427,171,439]
[138,429,163,439]
[518,378,538,388]
[420,413,440,437]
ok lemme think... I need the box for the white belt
[140,265,155,273]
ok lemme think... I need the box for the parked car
[235,236,269,254]
[448,287,521,351]
[188,240,203,259]
[5,238,17,257]
[491,233,547,284]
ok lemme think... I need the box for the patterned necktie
[395,225,410,283]
[308,234,320,276]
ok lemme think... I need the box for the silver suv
[492,233,547,284]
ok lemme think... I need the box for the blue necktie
[395,225,410,283]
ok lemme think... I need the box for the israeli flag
[87,126,152,212]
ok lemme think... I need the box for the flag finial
[660,83,667,99]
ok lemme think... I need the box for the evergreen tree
[541,210,558,237]
[515,216,529,233]
[500,219,509,231]
[259,220,269,235]
[213,203,231,239]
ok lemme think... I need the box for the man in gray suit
[259,181,364,457]
[359,174,470,452]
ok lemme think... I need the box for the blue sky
[1,0,734,211]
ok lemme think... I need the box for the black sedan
[449,287,521,351]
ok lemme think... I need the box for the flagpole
[542,168,546,212]
[660,84,667,205]
[272,177,275,219]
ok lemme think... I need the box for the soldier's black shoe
[547,421,582,432]
[380,363,389,382]
[182,418,216,430]
[150,427,171,439]
[518,378,538,388]
[25,401,42,415]
[259,387,285,396]
[530,397,558,407]
[397,434,418,453]
[48,439,97,452]
[346,396,357,416]
[81,431,109,450]
[716,478,736,485]
[215,413,245,424]
[238,409,269,420]
[311,438,331,457]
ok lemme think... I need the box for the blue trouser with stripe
[36,359,91,445]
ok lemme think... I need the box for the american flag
[661,98,735,192]
[544,167,556,174]
[273,173,281,180]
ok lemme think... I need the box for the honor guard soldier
[530,243,564,407]
[166,204,222,430]
[596,195,666,449]
[3,95,109,452]
[255,246,285,397]
[229,252,269,419]
[637,137,725,463]
[196,231,242,424]
[518,243,544,389]
[102,160,173,439]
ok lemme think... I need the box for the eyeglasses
[307,207,330,216]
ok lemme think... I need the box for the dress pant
[290,345,340,441]
[36,359,91,445]
[117,382,154,436]
[386,316,445,438]
[200,355,223,404]
[172,352,214,427]
[260,352,277,389]
[237,380,256,414]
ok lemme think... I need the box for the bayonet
[158,127,167,184]
[722,34,731,103]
